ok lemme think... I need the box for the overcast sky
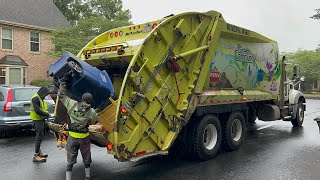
[122,0,320,52]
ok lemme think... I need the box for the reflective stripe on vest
[30,94,48,120]
[69,131,89,139]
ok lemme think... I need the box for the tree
[91,0,131,21]
[311,9,320,51]
[53,0,91,23]
[50,17,131,56]
[50,0,132,56]
[285,50,320,92]
[311,8,320,20]
[53,0,131,23]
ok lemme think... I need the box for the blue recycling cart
[48,52,115,110]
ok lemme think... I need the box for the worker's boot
[39,150,48,158]
[85,167,90,180]
[33,153,46,163]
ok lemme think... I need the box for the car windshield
[12,88,44,102]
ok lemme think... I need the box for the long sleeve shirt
[31,97,49,117]
[58,82,98,126]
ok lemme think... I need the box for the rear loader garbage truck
[48,10,306,161]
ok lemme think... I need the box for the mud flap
[315,116,320,133]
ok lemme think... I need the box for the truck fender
[288,89,306,119]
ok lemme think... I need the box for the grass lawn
[304,93,320,98]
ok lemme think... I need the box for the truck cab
[283,62,306,126]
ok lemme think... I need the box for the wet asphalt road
[1,99,320,180]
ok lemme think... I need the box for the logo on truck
[235,45,255,63]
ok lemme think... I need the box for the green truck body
[70,10,306,161]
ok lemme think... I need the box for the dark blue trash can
[48,52,115,110]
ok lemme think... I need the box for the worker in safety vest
[58,80,98,180]
[30,86,50,162]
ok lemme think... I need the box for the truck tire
[168,127,188,159]
[222,112,246,151]
[189,115,222,160]
[291,102,304,127]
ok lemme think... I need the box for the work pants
[34,120,45,154]
[66,135,92,166]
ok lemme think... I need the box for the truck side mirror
[292,66,298,79]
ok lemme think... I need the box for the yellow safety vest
[30,94,48,120]
[69,131,89,139]
[62,98,90,139]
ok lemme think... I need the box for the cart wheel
[68,60,82,74]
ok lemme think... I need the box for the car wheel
[291,102,304,127]
[6,128,16,138]
[0,127,6,138]
[188,115,222,160]
[222,112,246,151]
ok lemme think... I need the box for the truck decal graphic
[235,45,255,63]
[210,67,221,84]
[208,38,280,96]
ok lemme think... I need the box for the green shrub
[30,79,52,87]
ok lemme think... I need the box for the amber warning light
[82,45,125,55]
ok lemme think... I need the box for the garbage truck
[49,10,306,161]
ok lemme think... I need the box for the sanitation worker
[30,86,50,162]
[58,79,98,180]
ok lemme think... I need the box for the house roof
[0,0,70,30]
[0,55,29,66]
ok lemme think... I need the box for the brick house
[0,0,70,85]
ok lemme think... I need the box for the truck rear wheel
[291,102,304,127]
[189,115,222,160]
[222,112,246,151]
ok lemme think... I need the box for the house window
[9,68,22,84]
[30,32,40,52]
[1,28,13,50]
[314,81,318,89]
[0,67,26,85]
[0,68,6,84]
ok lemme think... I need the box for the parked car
[0,85,55,137]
